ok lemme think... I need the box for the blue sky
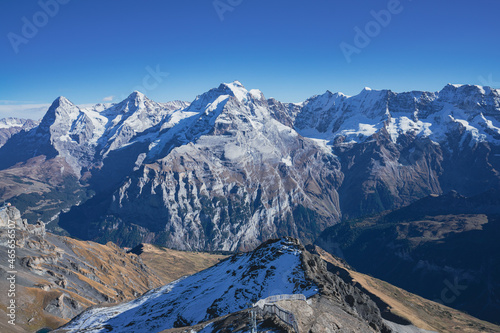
[1,0,499,119]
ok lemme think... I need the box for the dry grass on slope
[131,243,228,284]
[315,246,500,333]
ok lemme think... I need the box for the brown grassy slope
[314,246,500,333]
[132,243,228,284]
[0,232,164,333]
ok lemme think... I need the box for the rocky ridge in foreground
[0,205,163,332]
[58,237,500,333]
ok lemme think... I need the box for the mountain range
[1,81,498,252]
[1,81,500,331]
[1,82,500,249]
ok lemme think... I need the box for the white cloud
[103,95,115,102]
[0,100,38,105]
[0,104,50,120]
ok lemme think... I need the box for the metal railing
[260,303,300,333]
[253,294,305,333]
[253,294,306,309]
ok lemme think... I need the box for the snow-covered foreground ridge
[61,238,318,333]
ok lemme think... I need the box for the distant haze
[0,104,50,120]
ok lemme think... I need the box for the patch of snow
[224,143,246,160]
[249,89,264,100]
[63,239,318,333]
[0,118,28,128]
[224,81,250,103]
[281,156,292,166]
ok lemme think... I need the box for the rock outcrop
[0,205,164,332]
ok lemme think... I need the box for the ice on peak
[324,90,346,98]
[112,91,149,114]
[355,87,389,102]
[326,90,348,99]
[440,84,468,94]
[127,90,147,100]
[187,81,261,112]
[44,96,77,117]
[228,80,244,87]
[316,90,334,98]
[220,80,246,91]
[310,91,348,100]
[301,91,348,114]
[38,96,80,131]
[356,87,384,99]
[307,91,332,101]
[249,88,264,100]
[53,96,73,107]
[220,80,251,103]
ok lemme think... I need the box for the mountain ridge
[0,81,499,251]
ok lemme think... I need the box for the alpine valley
[1,81,500,330]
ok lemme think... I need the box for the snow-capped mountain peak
[111,90,149,114]
[187,81,260,112]
[220,80,266,103]
[50,96,75,109]
[62,95,73,102]
[438,83,499,100]
[231,79,244,86]
[127,90,146,102]
[52,96,74,108]
[220,80,250,102]
[38,96,80,131]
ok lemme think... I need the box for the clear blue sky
[1,0,499,116]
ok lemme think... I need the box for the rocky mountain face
[316,189,500,324]
[290,84,500,218]
[0,205,164,332]
[56,82,343,251]
[0,94,190,224]
[308,246,500,333]
[57,238,500,333]
[0,82,499,251]
[103,83,341,250]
